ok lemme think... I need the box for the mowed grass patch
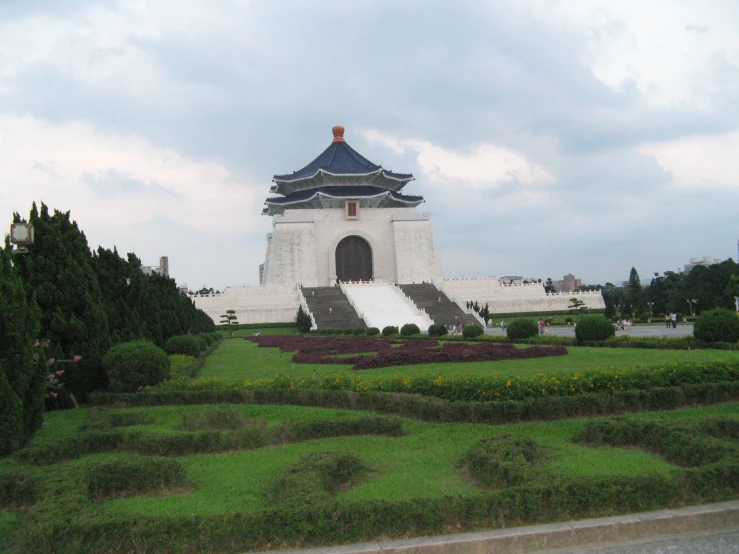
[199,337,739,383]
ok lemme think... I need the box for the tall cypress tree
[0,241,41,454]
[13,203,111,399]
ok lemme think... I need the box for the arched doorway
[335,235,373,282]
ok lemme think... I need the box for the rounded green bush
[428,324,449,337]
[210,332,223,341]
[462,324,484,338]
[366,327,380,336]
[165,335,201,357]
[694,309,739,343]
[196,336,208,352]
[382,326,399,337]
[103,341,171,393]
[575,315,616,342]
[198,333,215,347]
[400,323,421,336]
[352,328,364,335]
[506,318,538,340]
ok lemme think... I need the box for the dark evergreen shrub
[352,328,364,335]
[265,451,365,506]
[382,326,398,337]
[366,327,380,336]
[85,456,188,499]
[459,435,541,488]
[103,341,171,393]
[575,315,616,342]
[694,309,739,343]
[428,324,441,337]
[400,323,421,336]
[462,325,484,338]
[198,333,214,347]
[196,336,208,352]
[164,335,201,357]
[506,318,538,340]
[296,306,312,333]
[211,332,223,341]
[341,329,354,335]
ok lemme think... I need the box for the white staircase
[341,282,433,332]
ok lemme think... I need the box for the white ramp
[342,283,433,332]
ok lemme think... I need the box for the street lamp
[687,299,698,317]
[646,302,654,319]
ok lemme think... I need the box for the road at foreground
[252,500,739,554]
[541,528,739,553]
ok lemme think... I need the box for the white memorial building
[194,126,604,328]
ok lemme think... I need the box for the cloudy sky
[2,0,738,290]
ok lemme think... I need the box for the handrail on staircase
[297,286,317,330]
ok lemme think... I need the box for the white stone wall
[262,207,442,287]
[392,215,444,284]
[262,216,318,286]
[192,284,299,324]
[438,278,606,313]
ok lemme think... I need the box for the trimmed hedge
[462,324,484,338]
[86,456,189,499]
[103,341,171,393]
[694,309,739,343]
[400,323,421,336]
[427,324,448,337]
[79,407,155,431]
[366,327,380,336]
[17,416,404,465]
[19,456,739,553]
[266,451,366,506]
[575,315,615,342]
[165,335,201,357]
[382,326,399,337]
[506,319,538,340]
[459,435,541,488]
[0,470,40,508]
[88,381,739,427]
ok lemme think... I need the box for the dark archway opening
[335,236,373,282]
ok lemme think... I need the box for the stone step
[301,287,367,330]
[398,284,479,328]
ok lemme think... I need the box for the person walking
[671,312,677,329]
[665,313,671,328]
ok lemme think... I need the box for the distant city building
[142,256,169,277]
[553,273,582,293]
[683,256,723,273]
[178,283,189,295]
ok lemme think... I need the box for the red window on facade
[348,202,357,217]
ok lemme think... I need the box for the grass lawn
[6,402,738,525]
[198,336,739,383]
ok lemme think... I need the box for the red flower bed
[246,336,567,370]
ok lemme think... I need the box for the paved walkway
[252,500,739,554]
[484,324,694,338]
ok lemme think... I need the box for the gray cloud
[1,0,738,288]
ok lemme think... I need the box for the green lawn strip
[198,337,739,383]
[231,327,300,337]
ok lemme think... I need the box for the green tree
[626,266,644,315]
[0,240,42,454]
[12,203,111,399]
[568,297,587,317]
[220,309,239,337]
[296,306,312,333]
